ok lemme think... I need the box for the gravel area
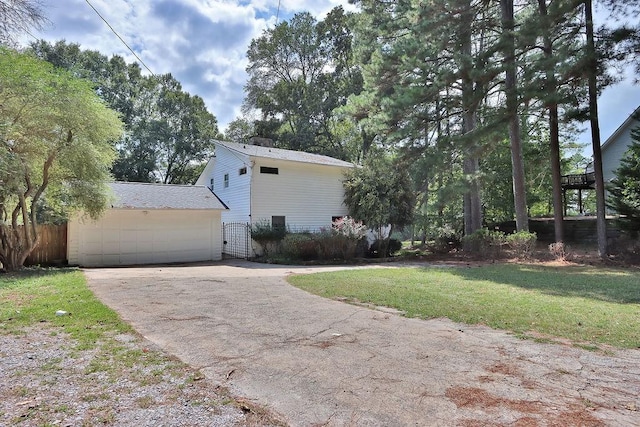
[0,326,282,426]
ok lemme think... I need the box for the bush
[505,231,537,259]
[462,229,505,258]
[251,220,286,257]
[368,238,403,258]
[548,242,567,260]
[427,226,461,254]
[281,233,317,260]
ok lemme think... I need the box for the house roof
[601,105,640,152]
[109,182,227,210]
[214,140,355,168]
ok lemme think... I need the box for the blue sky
[20,0,355,132]
[19,0,639,154]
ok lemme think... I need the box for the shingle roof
[214,140,355,168]
[109,182,227,210]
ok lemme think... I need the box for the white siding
[251,159,350,230]
[602,120,637,182]
[207,148,252,224]
[68,209,222,267]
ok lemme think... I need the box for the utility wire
[275,0,281,25]
[84,0,155,76]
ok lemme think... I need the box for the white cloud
[21,0,357,131]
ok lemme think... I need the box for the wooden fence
[23,224,68,266]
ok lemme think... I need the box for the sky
[19,0,356,132]
[18,0,640,156]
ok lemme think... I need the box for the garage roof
[109,182,228,210]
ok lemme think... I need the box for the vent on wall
[260,166,278,175]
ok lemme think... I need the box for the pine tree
[608,127,640,237]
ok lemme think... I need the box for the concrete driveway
[84,260,640,426]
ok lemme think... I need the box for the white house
[195,139,355,257]
[68,182,227,267]
[601,106,640,183]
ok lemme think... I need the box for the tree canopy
[29,40,222,184]
[343,153,414,238]
[243,7,364,161]
[0,48,123,270]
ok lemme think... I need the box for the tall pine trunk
[584,0,608,258]
[461,0,483,236]
[538,0,564,243]
[501,0,529,232]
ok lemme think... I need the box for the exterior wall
[68,209,222,267]
[602,117,638,183]
[205,149,252,224]
[251,158,350,230]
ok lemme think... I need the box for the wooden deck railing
[560,172,596,189]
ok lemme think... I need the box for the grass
[0,268,131,348]
[288,264,640,349]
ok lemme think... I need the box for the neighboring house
[195,139,355,257]
[68,182,227,267]
[601,106,640,183]
[561,107,639,215]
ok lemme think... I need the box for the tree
[351,0,505,236]
[583,0,609,257]
[30,40,221,184]
[225,117,255,143]
[244,7,363,160]
[0,0,47,46]
[501,0,529,232]
[608,127,640,237]
[0,49,123,270]
[131,74,220,184]
[343,153,414,256]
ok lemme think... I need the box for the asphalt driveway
[84,260,640,426]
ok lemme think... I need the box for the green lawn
[0,268,130,348]
[288,264,640,349]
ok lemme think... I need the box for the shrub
[548,242,567,261]
[251,220,286,257]
[462,229,505,258]
[368,238,403,257]
[332,216,368,240]
[281,233,317,260]
[505,231,537,259]
[427,226,461,254]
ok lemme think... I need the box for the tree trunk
[584,0,608,258]
[501,0,529,232]
[538,0,565,243]
[461,0,483,237]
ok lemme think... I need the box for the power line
[84,0,155,76]
[275,0,281,25]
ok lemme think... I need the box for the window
[224,173,229,188]
[260,166,279,175]
[209,178,214,189]
[272,216,285,231]
[239,167,247,175]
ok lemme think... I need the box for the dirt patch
[0,326,283,426]
[446,386,605,426]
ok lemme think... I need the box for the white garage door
[68,209,222,267]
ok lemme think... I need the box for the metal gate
[222,222,251,259]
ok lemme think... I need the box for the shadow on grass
[0,267,78,290]
[439,264,640,304]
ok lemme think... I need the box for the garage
[68,182,227,267]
